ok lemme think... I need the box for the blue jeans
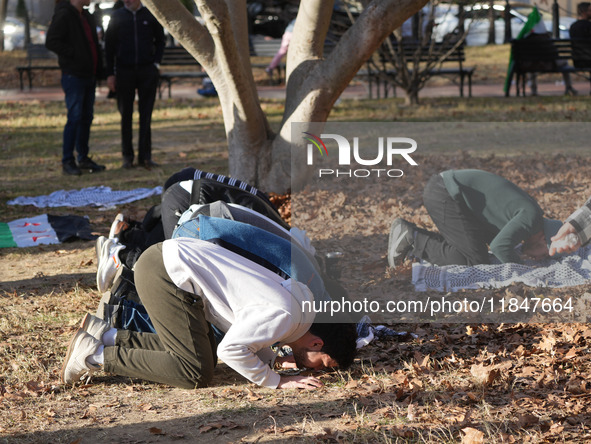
[61,74,96,164]
[117,299,225,344]
[118,299,156,333]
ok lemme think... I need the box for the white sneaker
[96,236,125,293]
[108,213,129,240]
[80,312,111,340]
[61,328,102,384]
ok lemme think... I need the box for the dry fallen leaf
[198,421,242,434]
[470,363,501,386]
[537,335,557,352]
[345,379,359,389]
[462,427,484,444]
[517,413,539,428]
[565,377,587,395]
[245,387,262,400]
[499,433,516,443]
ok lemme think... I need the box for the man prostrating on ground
[62,238,357,389]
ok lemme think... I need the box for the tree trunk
[0,0,8,52]
[404,87,420,105]
[487,1,496,45]
[142,0,429,193]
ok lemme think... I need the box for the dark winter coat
[104,5,165,76]
[45,1,104,79]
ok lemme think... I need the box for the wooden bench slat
[158,46,205,98]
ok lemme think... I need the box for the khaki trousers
[103,243,216,388]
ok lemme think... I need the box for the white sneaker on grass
[96,236,125,293]
[61,327,102,384]
[80,312,111,341]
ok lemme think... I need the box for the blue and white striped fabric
[193,169,260,196]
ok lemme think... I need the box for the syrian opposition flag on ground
[0,214,96,248]
[503,7,547,94]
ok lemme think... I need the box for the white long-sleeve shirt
[162,237,315,388]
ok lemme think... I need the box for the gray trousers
[103,243,216,388]
[411,174,492,266]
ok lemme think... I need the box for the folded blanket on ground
[7,186,162,209]
[0,214,96,248]
[412,245,591,292]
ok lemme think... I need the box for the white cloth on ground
[412,244,591,292]
[7,186,162,210]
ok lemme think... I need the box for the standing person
[45,0,106,176]
[104,0,165,170]
[387,169,563,267]
[549,197,591,255]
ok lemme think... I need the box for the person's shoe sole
[96,238,124,293]
[60,327,85,383]
[78,159,106,173]
[387,219,413,268]
[61,326,101,384]
[95,236,107,265]
[109,213,129,239]
[63,166,82,176]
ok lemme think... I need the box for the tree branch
[196,0,271,183]
[287,0,334,79]
[316,0,428,99]
[142,0,215,66]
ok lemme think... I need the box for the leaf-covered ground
[2,151,591,443]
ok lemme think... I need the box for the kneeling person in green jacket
[388,169,562,267]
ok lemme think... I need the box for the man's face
[292,348,338,370]
[123,0,142,11]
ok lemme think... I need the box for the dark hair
[308,322,357,369]
[577,2,591,15]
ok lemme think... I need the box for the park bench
[16,44,60,90]
[158,46,207,98]
[508,38,591,96]
[362,40,475,99]
[249,36,337,82]
[250,36,286,80]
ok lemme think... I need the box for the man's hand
[107,75,116,92]
[549,222,580,256]
[277,375,323,390]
